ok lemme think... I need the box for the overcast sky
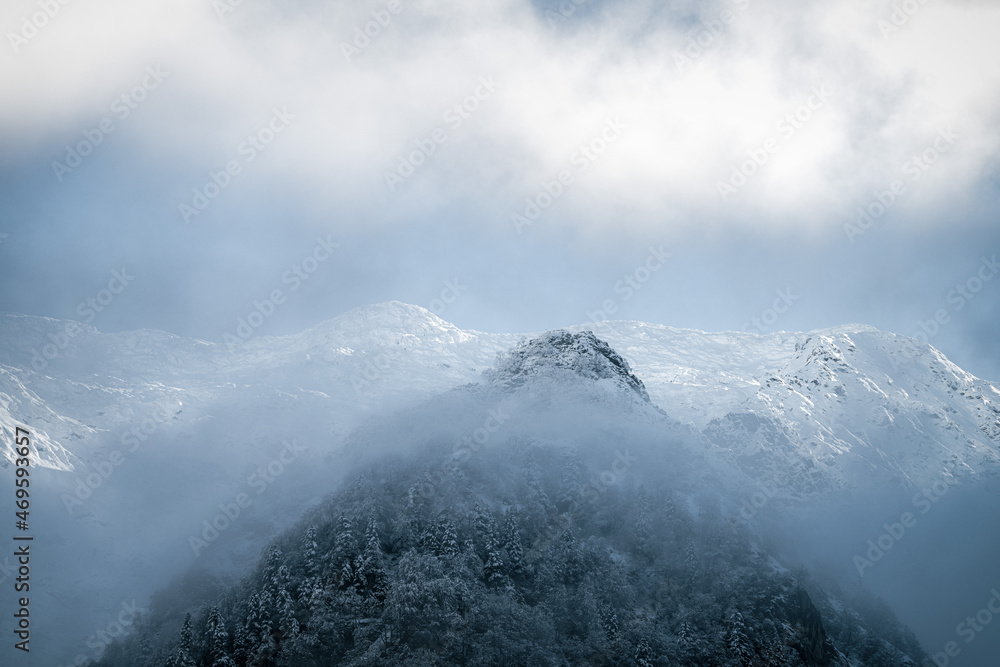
[1,0,998,379]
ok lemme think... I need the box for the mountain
[484,329,652,402]
[92,407,928,666]
[0,302,998,665]
[7,304,998,496]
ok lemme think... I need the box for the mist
[2,0,1000,665]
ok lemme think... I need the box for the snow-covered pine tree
[677,619,694,659]
[332,514,356,571]
[301,525,320,586]
[418,518,441,554]
[473,502,494,557]
[169,613,196,667]
[501,509,524,577]
[727,609,754,667]
[483,529,506,588]
[663,491,677,521]
[684,539,698,574]
[251,589,278,665]
[634,637,654,667]
[599,606,619,644]
[262,547,286,594]
[206,606,236,667]
[437,514,460,558]
[277,585,300,641]
[136,631,153,666]
[232,622,250,666]
[355,518,388,601]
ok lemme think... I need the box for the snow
[0,302,998,664]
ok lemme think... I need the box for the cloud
[1,0,998,386]
[2,0,997,243]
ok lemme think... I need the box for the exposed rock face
[484,330,651,403]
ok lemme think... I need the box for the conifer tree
[170,613,196,667]
[727,609,754,667]
[634,637,654,667]
[207,606,236,667]
[277,585,300,641]
[501,509,525,576]
[484,529,506,588]
[233,622,250,666]
[355,518,388,601]
[332,514,356,588]
[301,525,320,584]
[438,515,460,558]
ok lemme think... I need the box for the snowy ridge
[0,304,997,493]
[1,302,999,664]
[573,322,1000,492]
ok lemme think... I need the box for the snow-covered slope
[577,322,1000,493]
[1,301,998,665]
[2,302,998,501]
[0,303,513,469]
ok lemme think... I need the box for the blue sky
[1,0,999,379]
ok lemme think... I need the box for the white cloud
[2,0,997,240]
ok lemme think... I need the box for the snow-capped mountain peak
[483,330,652,404]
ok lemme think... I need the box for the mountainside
[0,302,998,665]
[93,416,928,667]
[4,303,998,495]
